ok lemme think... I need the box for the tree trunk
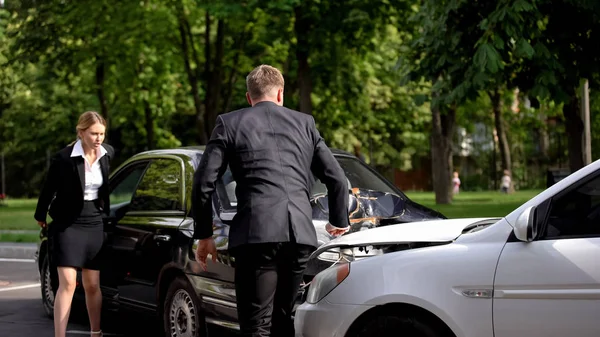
[294,6,313,115]
[222,30,247,114]
[563,93,584,172]
[491,89,512,172]
[95,60,109,131]
[491,140,498,190]
[143,98,154,150]
[137,61,155,150]
[538,104,550,165]
[176,2,207,144]
[92,10,109,139]
[539,126,550,158]
[204,18,224,136]
[431,103,455,204]
[283,52,297,110]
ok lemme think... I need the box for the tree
[458,0,600,173]
[513,0,600,172]
[490,88,512,174]
[313,22,432,171]
[407,0,485,203]
[291,0,410,114]
[408,0,600,202]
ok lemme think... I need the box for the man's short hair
[246,65,285,99]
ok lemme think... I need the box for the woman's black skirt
[51,200,104,270]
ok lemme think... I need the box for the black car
[35,146,444,336]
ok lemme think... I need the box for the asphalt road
[0,259,106,336]
[0,259,237,336]
[0,260,68,335]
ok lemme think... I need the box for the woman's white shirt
[70,140,107,200]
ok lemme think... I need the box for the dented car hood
[311,217,499,258]
[312,188,446,230]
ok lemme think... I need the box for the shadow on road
[0,287,238,336]
[0,297,58,336]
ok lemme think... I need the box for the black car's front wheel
[40,254,55,318]
[163,276,207,337]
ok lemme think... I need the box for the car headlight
[306,263,350,304]
[317,248,341,262]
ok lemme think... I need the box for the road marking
[0,283,40,292]
[66,331,123,336]
[0,258,36,263]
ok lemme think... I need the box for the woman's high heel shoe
[91,330,102,336]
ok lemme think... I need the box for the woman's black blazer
[34,143,115,226]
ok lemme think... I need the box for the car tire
[349,312,449,337]
[162,276,207,337]
[40,254,56,319]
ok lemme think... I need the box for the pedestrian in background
[501,169,512,193]
[192,64,350,336]
[452,171,461,194]
[34,111,114,337]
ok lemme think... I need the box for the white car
[295,160,600,337]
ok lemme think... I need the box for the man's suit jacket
[34,143,114,227]
[192,101,350,249]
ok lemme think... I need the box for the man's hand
[325,223,350,237]
[195,237,217,271]
[37,221,46,229]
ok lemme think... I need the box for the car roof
[115,145,414,209]
[131,146,356,158]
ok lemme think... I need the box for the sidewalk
[0,242,38,259]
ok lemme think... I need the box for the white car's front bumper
[294,300,373,337]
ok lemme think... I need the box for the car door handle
[154,234,171,242]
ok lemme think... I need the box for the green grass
[0,199,39,230]
[405,190,544,219]
[0,191,544,233]
[0,232,40,243]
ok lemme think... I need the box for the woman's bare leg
[82,269,102,335]
[54,266,78,337]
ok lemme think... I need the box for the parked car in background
[295,158,600,337]
[34,146,444,336]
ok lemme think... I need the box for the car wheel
[162,276,207,337]
[350,313,447,337]
[40,254,55,318]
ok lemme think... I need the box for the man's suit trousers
[231,242,314,337]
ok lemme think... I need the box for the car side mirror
[514,205,538,242]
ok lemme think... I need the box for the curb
[0,243,38,260]
[0,230,39,234]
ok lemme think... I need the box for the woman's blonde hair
[70,111,107,145]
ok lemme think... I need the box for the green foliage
[0,0,432,198]
[312,23,431,170]
[475,43,503,74]
[2,0,598,200]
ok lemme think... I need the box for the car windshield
[218,155,402,208]
[311,156,400,196]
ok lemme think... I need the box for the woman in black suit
[35,111,114,337]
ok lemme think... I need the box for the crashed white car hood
[312,217,498,258]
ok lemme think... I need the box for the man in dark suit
[192,64,350,336]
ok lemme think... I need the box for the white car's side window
[541,173,600,239]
